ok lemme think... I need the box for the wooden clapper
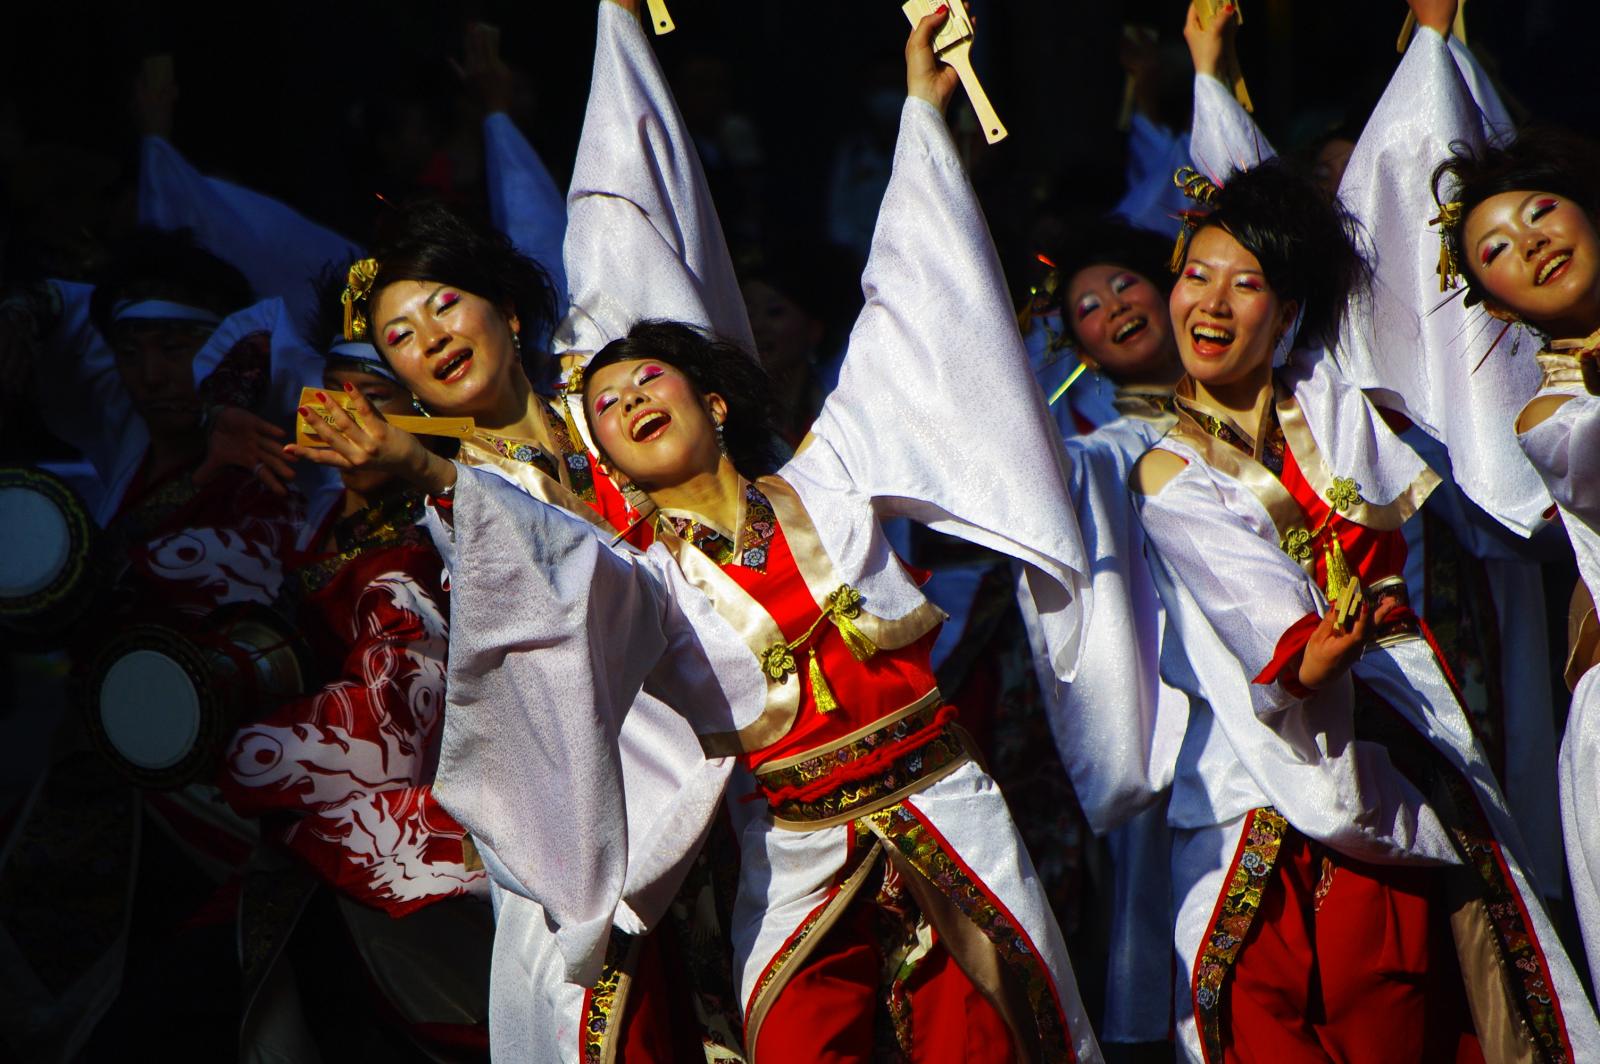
[900,0,1008,144]
[1194,0,1252,113]
[295,387,475,449]
[1396,1,1469,52]
[645,0,675,35]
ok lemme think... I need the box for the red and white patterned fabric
[221,530,487,917]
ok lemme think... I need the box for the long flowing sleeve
[430,465,733,984]
[484,112,569,316]
[1137,458,1458,864]
[1447,36,1514,147]
[1023,425,1188,834]
[1187,72,1275,184]
[805,97,1091,685]
[558,2,753,355]
[138,136,363,326]
[1333,27,1548,535]
[1520,394,1600,598]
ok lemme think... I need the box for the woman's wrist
[411,450,458,496]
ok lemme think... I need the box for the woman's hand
[283,382,457,495]
[1407,0,1458,37]
[1297,596,1399,691]
[455,21,514,115]
[194,406,296,495]
[906,6,961,113]
[1183,1,1237,81]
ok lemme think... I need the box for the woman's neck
[1194,365,1274,439]
[476,370,558,450]
[649,457,745,533]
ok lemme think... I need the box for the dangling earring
[714,417,728,456]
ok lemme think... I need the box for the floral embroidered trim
[477,431,560,481]
[198,330,271,412]
[864,804,1075,1063]
[748,885,835,1019]
[661,483,777,573]
[756,702,967,824]
[582,931,635,1064]
[1193,806,1290,1064]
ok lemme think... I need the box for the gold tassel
[1324,536,1354,604]
[823,587,878,662]
[808,651,840,714]
[1430,201,1464,293]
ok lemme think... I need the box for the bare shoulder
[1130,448,1189,496]
[1516,393,1576,435]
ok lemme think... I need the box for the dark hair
[89,228,255,336]
[366,200,559,382]
[1185,160,1371,346]
[583,320,782,480]
[1432,128,1600,307]
[739,240,864,341]
[1047,218,1174,333]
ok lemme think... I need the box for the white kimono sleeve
[1334,26,1548,535]
[1113,113,1194,235]
[1520,394,1600,597]
[559,2,753,355]
[1024,426,1188,834]
[484,112,569,316]
[137,136,363,327]
[808,97,1091,685]
[435,464,732,984]
[1188,72,1275,183]
[1138,460,1457,864]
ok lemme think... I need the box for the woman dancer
[1131,158,1596,1061]
[1431,129,1600,992]
[291,9,1101,1060]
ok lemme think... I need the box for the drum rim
[81,623,228,789]
[0,466,94,619]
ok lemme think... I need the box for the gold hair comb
[341,258,380,341]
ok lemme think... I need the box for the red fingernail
[316,391,328,402]
[298,406,311,416]
[343,381,355,392]
[935,3,948,12]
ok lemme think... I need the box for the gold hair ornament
[1429,200,1464,293]
[341,258,380,341]
[1170,167,1223,274]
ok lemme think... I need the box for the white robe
[432,94,1102,1061]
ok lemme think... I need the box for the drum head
[82,624,224,789]
[98,650,203,771]
[0,486,70,597]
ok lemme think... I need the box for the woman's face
[324,365,411,496]
[111,322,212,440]
[1064,265,1180,386]
[586,358,726,491]
[370,281,521,418]
[1463,190,1600,337]
[1169,225,1295,392]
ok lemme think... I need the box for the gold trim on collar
[459,437,616,537]
[661,475,945,759]
[1112,385,1178,427]
[1172,376,1274,460]
[1535,350,1591,391]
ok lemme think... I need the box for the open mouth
[1190,322,1235,358]
[629,409,672,443]
[1112,316,1148,344]
[1536,251,1573,287]
[435,349,473,382]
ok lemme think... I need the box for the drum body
[82,605,307,789]
[0,466,96,635]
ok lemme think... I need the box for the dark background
[6,0,1597,301]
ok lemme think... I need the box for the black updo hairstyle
[89,228,255,336]
[583,320,782,481]
[1184,160,1371,349]
[1431,128,1600,308]
[365,200,559,385]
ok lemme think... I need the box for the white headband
[110,299,223,327]
[325,339,401,384]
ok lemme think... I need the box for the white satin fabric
[1189,30,1550,534]
[431,93,1100,1058]
[1138,367,1600,1060]
[1521,388,1600,981]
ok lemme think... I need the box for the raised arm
[806,12,1091,684]
[1184,2,1275,183]
[1333,3,1548,536]
[560,0,754,354]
